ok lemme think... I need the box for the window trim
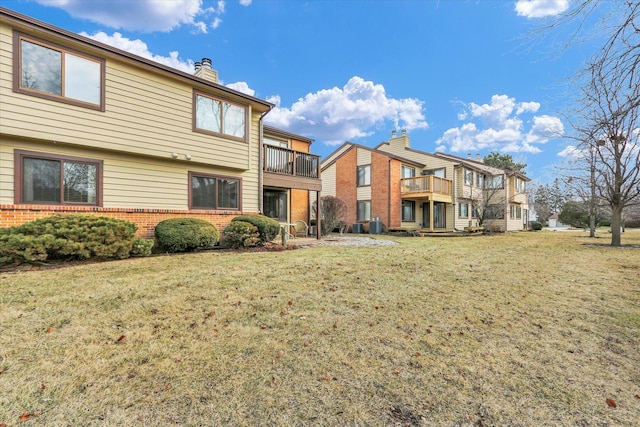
[14,149,103,206]
[459,202,469,218]
[188,171,242,211]
[192,90,249,143]
[464,168,473,186]
[402,200,415,222]
[13,31,106,111]
[401,165,416,179]
[357,164,371,187]
[356,200,371,221]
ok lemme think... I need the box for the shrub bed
[231,215,280,243]
[221,221,260,249]
[154,218,219,253]
[0,215,137,265]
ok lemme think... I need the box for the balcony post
[429,199,434,231]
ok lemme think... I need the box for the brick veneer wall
[335,149,357,225]
[0,204,256,238]
[371,151,390,228]
[290,189,310,223]
[389,159,402,228]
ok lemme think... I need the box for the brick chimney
[194,57,218,83]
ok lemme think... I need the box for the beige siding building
[0,8,321,238]
[321,130,530,233]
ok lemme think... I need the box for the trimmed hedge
[0,214,137,264]
[529,221,543,231]
[221,221,260,249]
[154,218,219,253]
[231,215,280,243]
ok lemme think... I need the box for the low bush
[154,218,219,253]
[231,215,280,243]
[0,215,137,265]
[529,221,543,231]
[221,221,260,249]
[130,238,154,257]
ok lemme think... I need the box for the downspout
[388,157,392,230]
[258,110,269,214]
[453,165,461,231]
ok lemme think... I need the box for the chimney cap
[391,130,397,137]
[401,129,407,136]
[201,57,212,69]
[194,61,202,72]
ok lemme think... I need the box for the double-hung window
[194,91,247,140]
[15,150,102,205]
[476,173,484,188]
[510,204,522,219]
[401,165,415,178]
[357,200,371,221]
[15,33,104,110]
[485,175,504,189]
[357,165,371,186]
[459,203,469,218]
[402,200,415,222]
[189,172,241,210]
[464,169,473,185]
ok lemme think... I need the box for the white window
[357,165,371,186]
[459,203,469,218]
[357,200,371,221]
[402,200,415,221]
[402,165,416,178]
[464,169,473,185]
[485,175,504,189]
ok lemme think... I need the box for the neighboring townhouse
[320,132,454,232]
[321,130,530,233]
[0,8,321,238]
[434,152,530,232]
[262,126,322,229]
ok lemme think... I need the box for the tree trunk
[610,204,623,247]
[589,210,596,238]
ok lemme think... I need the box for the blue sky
[4,0,603,182]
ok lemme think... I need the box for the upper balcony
[262,145,322,191]
[400,176,453,203]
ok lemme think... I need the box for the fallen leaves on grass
[606,398,617,408]
[115,335,126,343]
[18,411,41,421]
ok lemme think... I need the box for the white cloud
[515,0,569,19]
[264,77,428,146]
[225,81,255,96]
[36,0,249,32]
[526,115,564,143]
[81,32,194,73]
[557,145,584,158]
[436,94,563,154]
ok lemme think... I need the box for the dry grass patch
[1,231,639,426]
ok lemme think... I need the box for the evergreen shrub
[154,218,219,253]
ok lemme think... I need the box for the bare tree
[547,1,640,246]
[468,174,507,228]
[312,196,347,236]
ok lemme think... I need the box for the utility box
[369,220,382,234]
[352,223,363,234]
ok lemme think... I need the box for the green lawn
[1,231,639,426]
